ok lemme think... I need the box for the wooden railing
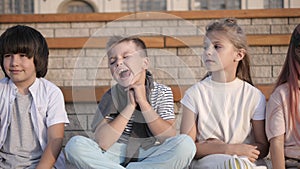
[60,84,274,103]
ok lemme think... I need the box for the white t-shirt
[181,77,266,144]
[0,77,69,169]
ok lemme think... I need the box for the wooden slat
[0,9,300,23]
[247,34,291,46]
[165,34,291,47]
[46,34,291,49]
[46,36,164,49]
[60,84,274,103]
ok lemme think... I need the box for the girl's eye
[214,45,221,49]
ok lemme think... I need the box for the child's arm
[36,123,65,169]
[130,75,176,142]
[180,105,260,162]
[95,102,135,150]
[252,120,269,158]
[269,134,285,169]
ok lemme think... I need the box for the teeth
[118,69,127,74]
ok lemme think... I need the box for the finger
[253,149,260,156]
[248,157,256,163]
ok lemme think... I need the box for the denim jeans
[65,134,196,169]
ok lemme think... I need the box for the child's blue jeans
[65,134,195,169]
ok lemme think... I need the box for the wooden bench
[60,84,275,103]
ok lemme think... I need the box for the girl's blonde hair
[204,18,253,85]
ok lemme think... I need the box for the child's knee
[173,134,196,157]
[65,135,89,155]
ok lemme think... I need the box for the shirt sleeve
[265,92,285,141]
[46,87,69,127]
[155,85,175,120]
[252,92,266,120]
[180,87,197,115]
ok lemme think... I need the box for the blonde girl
[180,18,269,169]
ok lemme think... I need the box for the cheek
[125,57,145,75]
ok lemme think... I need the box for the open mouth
[119,69,131,79]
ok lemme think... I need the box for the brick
[182,19,212,26]
[91,27,125,37]
[125,27,161,36]
[273,66,283,77]
[55,28,89,37]
[152,68,178,79]
[147,48,177,56]
[64,57,104,69]
[271,25,298,34]
[37,23,70,29]
[179,55,202,67]
[252,18,288,25]
[179,67,206,79]
[155,55,186,67]
[252,77,277,84]
[251,66,272,77]
[47,69,87,80]
[49,49,83,57]
[48,58,63,68]
[237,19,252,25]
[241,25,271,34]
[1,23,36,29]
[106,21,142,27]
[87,68,112,80]
[162,27,197,36]
[289,18,300,24]
[71,22,105,28]
[85,49,107,57]
[248,47,271,54]
[160,78,199,86]
[271,46,288,54]
[251,54,285,66]
[64,80,110,86]
[143,20,178,27]
[178,47,203,56]
[39,29,54,37]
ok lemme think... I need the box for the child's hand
[128,71,148,105]
[127,89,136,108]
[228,144,260,163]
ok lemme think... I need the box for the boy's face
[3,53,36,88]
[108,41,149,87]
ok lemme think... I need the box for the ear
[234,49,246,62]
[142,57,149,69]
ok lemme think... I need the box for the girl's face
[202,31,242,74]
[108,41,149,87]
[3,53,36,88]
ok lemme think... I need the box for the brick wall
[0,9,300,144]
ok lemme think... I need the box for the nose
[10,54,20,66]
[116,58,123,67]
[205,48,212,57]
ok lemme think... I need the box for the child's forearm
[95,104,135,150]
[270,136,285,169]
[36,138,63,169]
[194,140,227,159]
[141,107,176,142]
